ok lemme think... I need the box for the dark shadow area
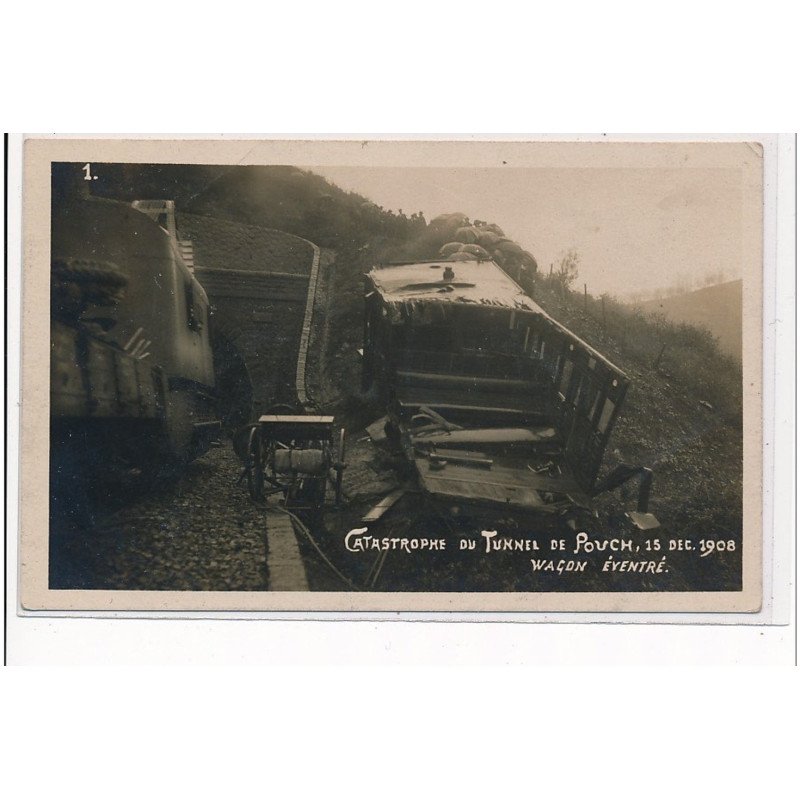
[212,331,254,433]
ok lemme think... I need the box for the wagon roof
[367,259,547,313]
[368,259,627,378]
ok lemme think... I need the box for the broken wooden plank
[361,488,406,522]
[428,449,494,469]
[365,415,389,442]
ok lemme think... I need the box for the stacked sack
[429,214,538,276]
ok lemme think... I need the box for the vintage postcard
[18,137,764,612]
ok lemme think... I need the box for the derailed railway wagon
[361,259,657,532]
[51,195,221,474]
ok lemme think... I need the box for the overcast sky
[312,166,744,297]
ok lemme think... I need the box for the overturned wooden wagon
[361,259,657,531]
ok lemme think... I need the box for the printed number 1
[82,163,97,181]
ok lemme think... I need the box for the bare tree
[553,248,580,292]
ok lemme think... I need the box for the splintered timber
[360,258,660,531]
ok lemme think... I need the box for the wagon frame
[361,258,657,530]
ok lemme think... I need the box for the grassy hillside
[635,280,742,361]
[521,277,742,548]
[68,162,425,255]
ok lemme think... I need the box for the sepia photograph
[19,138,764,612]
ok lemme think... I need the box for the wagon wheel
[246,425,264,501]
[332,427,346,507]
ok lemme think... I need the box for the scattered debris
[625,511,661,531]
[366,415,389,442]
[361,488,406,522]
